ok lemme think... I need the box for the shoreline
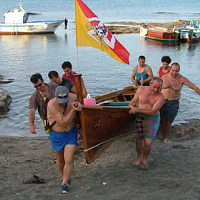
[105,20,194,34]
[1,118,200,199]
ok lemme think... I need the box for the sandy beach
[1,118,200,200]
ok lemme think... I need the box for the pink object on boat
[84,98,96,105]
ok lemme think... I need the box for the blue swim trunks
[49,126,78,152]
[160,99,179,123]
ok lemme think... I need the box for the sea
[0,0,200,136]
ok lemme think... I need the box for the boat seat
[101,102,130,107]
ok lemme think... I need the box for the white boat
[0,2,64,35]
[174,21,200,43]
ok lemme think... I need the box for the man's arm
[70,86,77,94]
[131,66,137,85]
[54,102,82,128]
[129,87,141,107]
[29,108,37,134]
[130,95,165,116]
[183,77,200,95]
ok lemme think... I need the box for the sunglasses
[57,94,68,99]
[34,82,43,88]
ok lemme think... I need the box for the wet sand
[1,118,200,200]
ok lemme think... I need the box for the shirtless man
[129,77,165,168]
[131,55,153,86]
[160,62,200,143]
[47,86,82,193]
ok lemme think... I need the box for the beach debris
[23,175,45,184]
[102,182,107,186]
[176,126,197,137]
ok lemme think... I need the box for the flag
[75,0,130,65]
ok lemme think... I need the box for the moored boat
[0,2,64,35]
[140,24,176,42]
[75,75,137,164]
[174,20,200,43]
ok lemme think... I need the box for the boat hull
[140,25,176,42]
[0,20,63,35]
[79,86,137,163]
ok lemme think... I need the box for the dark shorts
[49,126,78,152]
[160,99,179,123]
[136,112,160,140]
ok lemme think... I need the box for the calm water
[0,0,200,136]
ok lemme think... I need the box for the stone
[0,88,12,114]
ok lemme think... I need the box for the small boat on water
[75,75,137,164]
[174,20,200,43]
[140,24,176,42]
[0,2,64,35]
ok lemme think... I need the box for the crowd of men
[29,57,200,193]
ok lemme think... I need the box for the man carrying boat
[160,62,200,143]
[47,86,82,193]
[29,73,57,134]
[129,77,165,168]
[48,70,77,94]
[61,61,88,98]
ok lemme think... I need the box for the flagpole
[75,0,79,73]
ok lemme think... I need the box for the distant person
[48,70,77,94]
[62,61,87,98]
[129,77,165,168]
[64,18,68,30]
[131,55,153,86]
[29,73,57,134]
[157,56,171,78]
[160,62,200,143]
[47,86,82,193]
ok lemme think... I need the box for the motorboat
[0,2,64,35]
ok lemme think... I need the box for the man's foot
[161,138,167,144]
[61,185,69,194]
[132,160,141,166]
[141,163,148,169]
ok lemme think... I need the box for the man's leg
[161,116,172,143]
[133,138,144,165]
[142,138,153,166]
[55,151,64,176]
[62,145,76,186]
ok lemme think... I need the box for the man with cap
[47,86,82,193]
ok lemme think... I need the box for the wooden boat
[75,74,137,163]
[140,24,176,42]
[0,2,63,35]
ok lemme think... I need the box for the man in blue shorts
[47,86,82,193]
[161,63,200,143]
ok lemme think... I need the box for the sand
[1,118,200,200]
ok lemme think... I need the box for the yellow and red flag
[75,0,130,65]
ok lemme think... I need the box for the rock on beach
[0,88,12,115]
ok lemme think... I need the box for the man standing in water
[160,62,200,143]
[129,77,165,168]
[29,73,57,134]
[131,55,153,86]
[47,86,82,193]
